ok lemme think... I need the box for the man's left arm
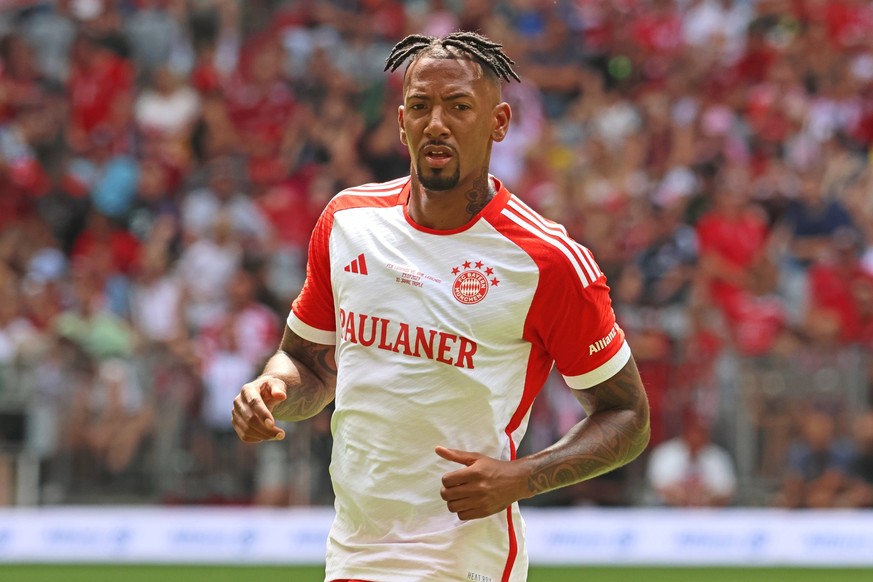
[524,354,650,494]
[437,355,650,520]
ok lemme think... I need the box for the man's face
[398,56,510,192]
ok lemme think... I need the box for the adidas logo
[343,253,369,275]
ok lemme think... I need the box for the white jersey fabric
[288,176,630,582]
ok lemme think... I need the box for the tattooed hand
[232,376,289,442]
[232,326,337,442]
[436,446,532,521]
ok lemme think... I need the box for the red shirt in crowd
[68,48,134,136]
[696,207,769,308]
[808,260,873,344]
[723,291,788,356]
[71,222,142,276]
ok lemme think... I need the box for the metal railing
[0,342,869,507]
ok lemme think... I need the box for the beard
[415,158,460,191]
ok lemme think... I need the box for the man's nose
[424,106,450,139]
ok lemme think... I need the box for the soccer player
[232,32,650,582]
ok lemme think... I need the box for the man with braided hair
[233,32,650,581]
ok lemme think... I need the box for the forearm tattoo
[526,358,650,495]
[271,333,337,421]
[465,167,494,217]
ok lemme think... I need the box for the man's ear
[398,105,407,146]
[492,102,512,142]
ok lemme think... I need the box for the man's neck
[407,168,495,231]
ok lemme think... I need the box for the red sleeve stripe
[506,198,602,281]
[501,206,597,288]
[501,207,591,287]
[579,244,601,278]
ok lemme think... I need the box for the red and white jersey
[288,176,630,582]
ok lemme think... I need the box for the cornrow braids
[384,31,520,83]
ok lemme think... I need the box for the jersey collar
[399,175,511,235]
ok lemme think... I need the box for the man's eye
[455,104,471,111]
[409,103,426,110]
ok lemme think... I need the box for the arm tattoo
[525,357,650,495]
[270,330,337,422]
[464,167,494,217]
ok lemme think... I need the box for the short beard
[416,165,460,191]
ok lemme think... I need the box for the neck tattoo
[464,169,494,217]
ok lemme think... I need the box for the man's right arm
[232,325,337,443]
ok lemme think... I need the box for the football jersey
[288,176,630,582]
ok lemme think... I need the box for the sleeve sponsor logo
[589,325,618,355]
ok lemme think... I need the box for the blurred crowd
[1,0,873,509]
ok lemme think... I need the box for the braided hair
[384,31,520,83]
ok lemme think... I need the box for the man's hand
[232,376,288,442]
[435,446,532,521]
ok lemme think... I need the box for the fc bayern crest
[450,260,499,305]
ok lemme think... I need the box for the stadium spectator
[175,210,242,332]
[775,408,855,508]
[803,227,873,346]
[66,31,134,154]
[646,410,737,507]
[134,65,201,141]
[696,165,771,320]
[123,0,193,74]
[70,208,141,278]
[842,410,873,508]
[782,168,856,270]
[78,358,155,480]
[129,240,185,346]
[181,155,270,250]
[21,1,78,84]
[54,258,135,359]
[126,156,181,245]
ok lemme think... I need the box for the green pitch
[2,565,873,581]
